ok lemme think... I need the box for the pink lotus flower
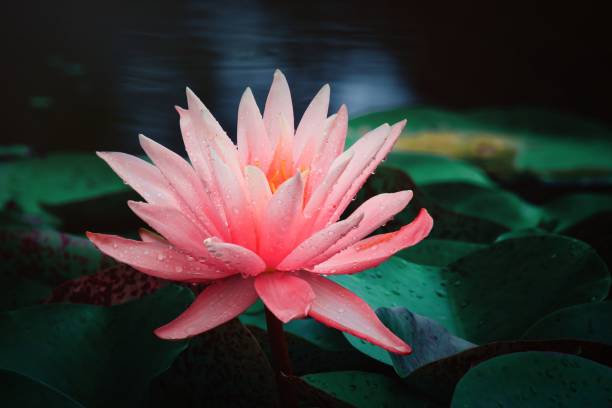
[87,70,432,354]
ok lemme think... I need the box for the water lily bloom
[87,70,433,354]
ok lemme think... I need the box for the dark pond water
[5,1,611,154]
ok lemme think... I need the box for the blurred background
[4,0,612,154]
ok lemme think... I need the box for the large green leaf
[451,352,612,407]
[46,264,164,306]
[542,193,612,232]
[0,285,193,407]
[421,182,543,230]
[333,235,610,362]
[384,152,494,187]
[349,107,612,181]
[148,319,278,407]
[0,153,129,223]
[376,307,474,377]
[398,239,485,266]
[303,371,438,408]
[408,339,612,404]
[523,301,612,345]
[0,228,113,311]
[443,235,610,343]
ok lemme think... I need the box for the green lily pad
[409,339,612,404]
[148,319,278,408]
[0,228,114,311]
[303,371,437,408]
[349,107,612,181]
[523,302,612,345]
[444,235,610,343]
[333,234,610,362]
[0,153,129,223]
[46,264,164,306]
[0,145,30,159]
[384,152,494,187]
[542,193,612,232]
[0,285,193,407]
[421,182,543,230]
[398,239,485,266]
[451,352,612,407]
[376,307,474,377]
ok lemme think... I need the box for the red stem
[264,307,298,408]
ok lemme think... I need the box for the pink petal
[184,88,242,175]
[237,87,273,173]
[311,124,391,232]
[87,232,235,281]
[293,84,330,167]
[263,70,294,147]
[259,172,304,267]
[96,152,177,207]
[310,208,433,275]
[300,272,411,354]
[155,275,257,339]
[139,134,227,239]
[254,272,315,323]
[303,150,353,221]
[311,190,413,264]
[128,201,209,257]
[204,237,266,277]
[210,150,257,251]
[304,105,349,200]
[138,228,166,244]
[244,165,272,239]
[330,120,406,224]
[276,212,364,271]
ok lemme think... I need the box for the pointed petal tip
[274,68,284,77]
[392,342,412,355]
[153,325,187,340]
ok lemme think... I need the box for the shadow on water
[4,1,612,154]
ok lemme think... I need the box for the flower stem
[264,306,298,408]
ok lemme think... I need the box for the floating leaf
[409,339,612,404]
[0,285,193,408]
[398,239,485,266]
[303,371,437,408]
[421,182,542,229]
[46,264,164,306]
[523,301,612,345]
[450,352,612,407]
[349,107,612,181]
[0,153,129,222]
[0,228,113,311]
[377,307,474,377]
[383,152,494,187]
[542,193,612,232]
[148,319,278,408]
[333,234,610,362]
